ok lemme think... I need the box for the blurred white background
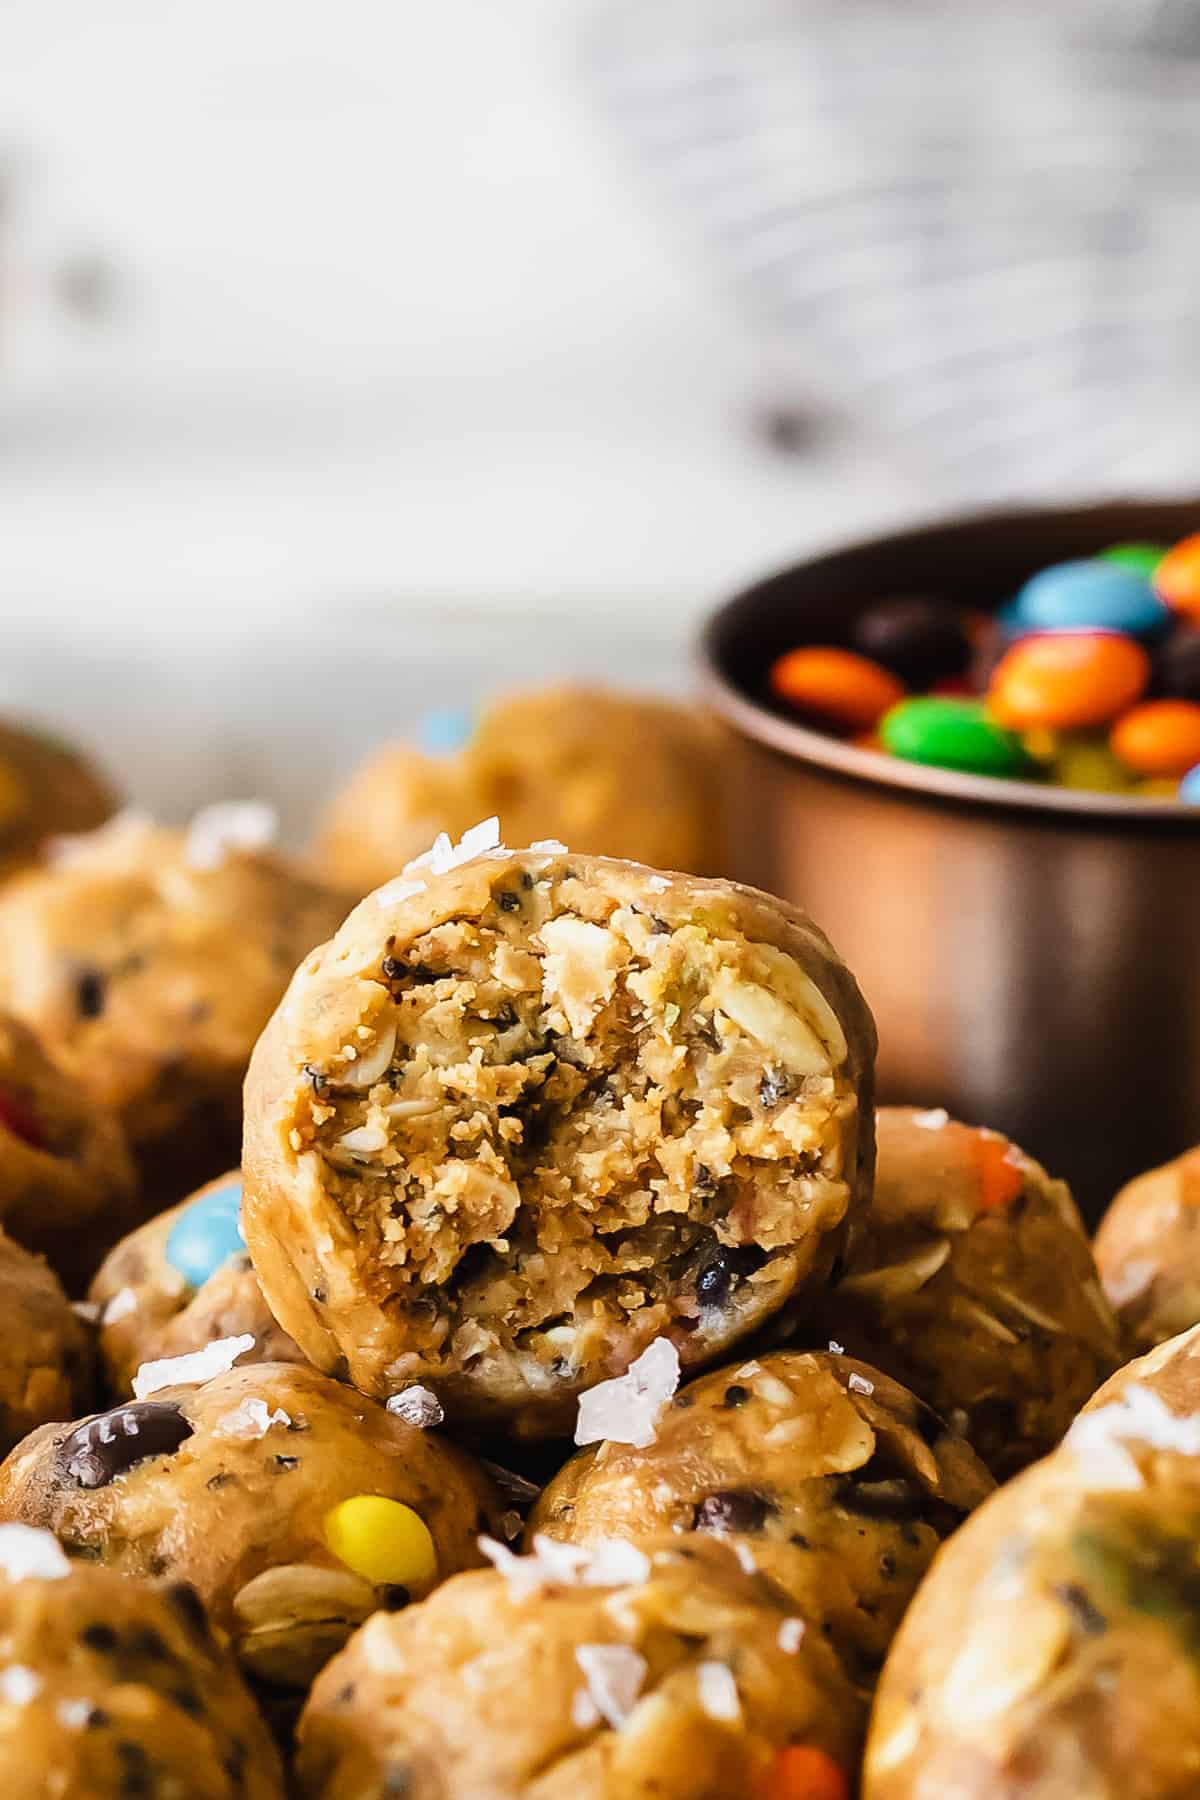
[1,0,1196,828]
[0,0,920,655]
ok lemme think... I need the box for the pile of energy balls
[769,528,1200,800]
[0,689,1195,1799]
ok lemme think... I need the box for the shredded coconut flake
[1066,1384,1200,1487]
[71,1301,101,1324]
[911,1107,950,1131]
[645,874,670,892]
[733,1542,758,1575]
[0,1667,41,1706]
[575,1338,681,1449]
[215,1398,291,1439]
[696,1661,741,1723]
[777,1618,806,1654]
[386,1385,444,1429]
[185,800,278,870]
[848,1372,875,1396]
[133,1333,255,1399]
[0,1525,70,1582]
[574,1644,647,1729]
[101,1288,138,1325]
[583,1541,652,1587]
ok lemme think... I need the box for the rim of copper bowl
[699,506,1200,826]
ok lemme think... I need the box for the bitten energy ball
[90,1171,304,1397]
[0,719,117,885]
[865,1379,1200,1799]
[297,1535,864,1800]
[809,1107,1119,1477]
[314,685,724,892]
[0,1357,503,1689]
[0,1009,137,1293]
[0,810,348,1204]
[1094,1145,1200,1354]
[0,1231,94,1456]
[243,831,875,1435]
[531,1349,992,1678]
[0,1526,284,1798]
[1079,1321,1200,1422]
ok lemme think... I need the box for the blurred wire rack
[583,0,1200,500]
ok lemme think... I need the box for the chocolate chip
[495,889,521,913]
[274,1455,299,1471]
[62,1402,194,1489]
[303,1063,330,1098]
[164,1583,210,1640]
[695,1246,766,1306]
[722,1384,751,1409]
[1055,1582,1107,1636]
[75,967,106,1018]
[81,1622,118,1652]
[381,957,406,981]
[693,1489,773,1534]
[379,1584,411,1610]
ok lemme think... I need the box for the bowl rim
[699,500,1200,825]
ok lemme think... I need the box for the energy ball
[531,1349,992,1678]
[1079,1320,1200,1422]
[1094,1145,1200,1354]
[0,1526,283,1798]
[809,1107,1120,1477]
[0,1358,503,1690]
[90,1172,304,1397]
[865,1380,1200,1799]
[0,719,118,886]
[313,685,723,892]
[0,1009,137,1293]
[0,810,348,1205]
[0,1231,94,1457]
[296,1535,864,1800]
[242,832,875,1435]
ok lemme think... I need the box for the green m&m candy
[880,697,1033,778]
[1099,542,1168,578]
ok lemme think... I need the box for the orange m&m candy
[758,1746,849,1800]
[770,647,905,734]
[987,632,1149,731]
[1155,534,1200,620]
[1110,700,1200,777]
[972,1131,1024,1212]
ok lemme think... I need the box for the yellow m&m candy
[324,1495,438,1589]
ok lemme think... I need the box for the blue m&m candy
[1010,560,1171,640]
[416,708,475,756]
[1180,764,1200,805]
[165,1175,246,1289]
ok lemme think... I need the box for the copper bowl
[701,500,1200,1226]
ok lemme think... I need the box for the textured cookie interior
[298,866,859,1381]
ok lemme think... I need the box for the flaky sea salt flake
[0,1525,70,1582]
[696,1660,741,1722]
[133,1333,255,1399]
[387,1385,444,1429]
[215,1397,291,1439]
[777,1617,806,1653]
[848,1372,875,1396]
[574,1338,681,1449]
[185,801,278,870]
[574,1644,647,1728]
[405,817,504,879]
[101,1288,138,1325]
[0,1666,41,1706]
